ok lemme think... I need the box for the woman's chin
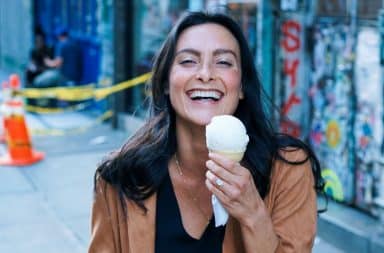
[178,106,236,127]
[189,112,225,126]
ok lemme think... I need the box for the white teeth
[190,90,221,99]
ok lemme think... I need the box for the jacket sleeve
[88,178,119,253]
[269,150,317,253]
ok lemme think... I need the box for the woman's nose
[196,62,215,82]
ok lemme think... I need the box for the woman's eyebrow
[213,49,237,58]
[175,48,200,57]
[175,48,238,58]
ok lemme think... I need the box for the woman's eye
[179,59,196,65]
[217,60,233,67]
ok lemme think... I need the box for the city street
[2,0,384,252]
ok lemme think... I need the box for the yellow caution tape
[94,72,152,100]
[30,110,114,136]
[1,72,147,135]
[25,101,93,114]
[17,72,152,101]
[20,84,95,101]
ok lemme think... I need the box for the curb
[317,198,384,253]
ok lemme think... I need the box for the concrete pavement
[0,112,128,253]
[317,197,384,253]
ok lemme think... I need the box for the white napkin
[211,195,228,227]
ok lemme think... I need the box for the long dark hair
[95,11,325,212]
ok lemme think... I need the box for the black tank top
[155,172,226,253]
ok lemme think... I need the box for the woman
[89,11,324,253]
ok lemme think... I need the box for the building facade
[0,1,33,74]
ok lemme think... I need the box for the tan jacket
[88,150,317,253]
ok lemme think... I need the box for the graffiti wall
[354,27,383,211]
[309,22,355,203]
[278,14,307,139]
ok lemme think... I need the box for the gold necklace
[174,154,211,225]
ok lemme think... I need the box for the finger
[206,170,239,200]
[206,160,245,190]
[206,170,227,190]
[208,152,242,175]
[206,159,234,180]
[205,177,230,203]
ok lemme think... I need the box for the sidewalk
[0,112,128,253]
[317,197,384,253]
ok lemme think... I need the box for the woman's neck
[175,120,209,181]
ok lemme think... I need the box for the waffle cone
[210,150,244,162]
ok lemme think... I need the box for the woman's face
[169,23,242,127]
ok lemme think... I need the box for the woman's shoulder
[270,146,313,187]
[94,174,118,200]
[264,147,316,212]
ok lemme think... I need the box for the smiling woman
[89,11,325,253]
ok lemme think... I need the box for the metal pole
[112,0,134,129]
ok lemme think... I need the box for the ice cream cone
[206,115,249,227]
[209,149,244,162]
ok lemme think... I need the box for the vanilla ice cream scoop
[206,115,249,161]
[206,115,249,227]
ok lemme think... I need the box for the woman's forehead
[175,23,240,54]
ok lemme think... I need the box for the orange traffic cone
[0,74,44,166]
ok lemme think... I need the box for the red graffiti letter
[281,20,301,52]
[281,93,301,116]
[284,58,299,87]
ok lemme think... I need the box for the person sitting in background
[25,29,53,87]
[33,27,82,87]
